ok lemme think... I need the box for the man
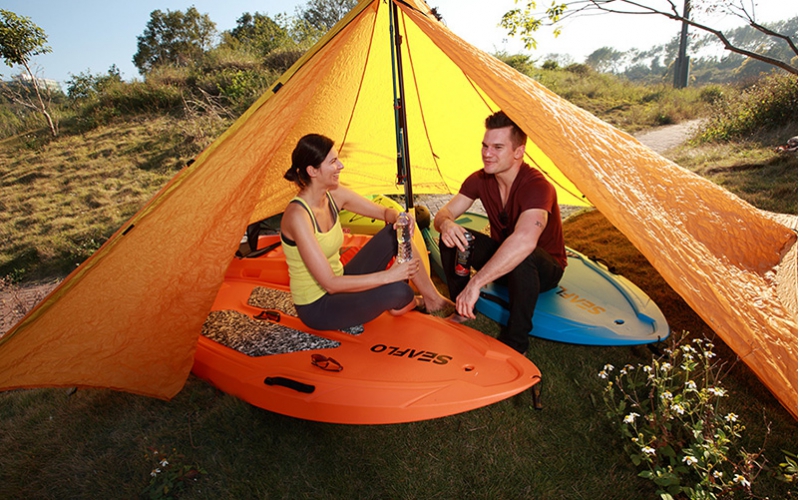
[434,111,567,354]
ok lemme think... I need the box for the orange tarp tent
[0,0,796,416]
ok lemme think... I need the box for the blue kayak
[421,212,670,346]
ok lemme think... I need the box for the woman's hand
[392,211,416,239]
[388,256,420,282]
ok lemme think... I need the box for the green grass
[671,125,798,215]
[0,115,230,280]
[0,331,794,499]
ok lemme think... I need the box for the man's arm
[454,208,549,318]
[434,193,474,252]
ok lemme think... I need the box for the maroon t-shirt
[459,163,567,269]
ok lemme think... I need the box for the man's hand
[439,219,469,252]
[455,281,480,319]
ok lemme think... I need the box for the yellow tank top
[281,193,344,305]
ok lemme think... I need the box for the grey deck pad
[202,310,340,357]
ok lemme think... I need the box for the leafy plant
[696,73,798,143]
[600,333,775,499]
[142,446,205,499]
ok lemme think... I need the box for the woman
[281,133,453,331]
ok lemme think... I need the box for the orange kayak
[193,234,541,424]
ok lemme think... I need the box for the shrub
[68,79,185,130]
[541,60,560,71]
[600,333,773,499]
[493,50,535,75]
[696,73,798,143]
[699,85,726,105]
[263,48,305,73]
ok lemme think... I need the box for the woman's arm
[283,202,418,294]
[332,187,399,225]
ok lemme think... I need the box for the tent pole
[389,1,413,212]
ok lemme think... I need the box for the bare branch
[503,0,798,75]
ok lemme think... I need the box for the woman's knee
[386,282,415,310]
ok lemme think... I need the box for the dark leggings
[440,230,563,353]
[295,225,414,331]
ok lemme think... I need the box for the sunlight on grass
[0,116,229,280]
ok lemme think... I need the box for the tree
[223,12,293,57]
[66,65,122,100]
[500,0,798,76]
[298,0,357,31]
[0,9,58,136]
[585,46,625,73]
[133,7,217,74]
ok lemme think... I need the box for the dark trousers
[296,225,414,331]
[440,230,563,353]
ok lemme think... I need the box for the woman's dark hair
[284,133,335,188]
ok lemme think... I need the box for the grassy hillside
[0,115,229,280]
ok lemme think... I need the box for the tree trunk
[21,60,58,137]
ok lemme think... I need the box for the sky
[1,0,795,86]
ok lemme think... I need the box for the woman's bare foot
[424,296,459,318]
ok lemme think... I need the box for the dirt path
[633,119,704,153]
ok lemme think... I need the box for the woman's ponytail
[284,134,334,188]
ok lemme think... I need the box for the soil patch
[562,209,709,337]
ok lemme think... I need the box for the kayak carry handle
[254,310,281,322]
[264,377,315,394]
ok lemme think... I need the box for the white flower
[708,387,726,397]
[598,370,609,379]
[660,362,672,372]
[683,455,698,465]
[685,380,697,391]
[712,470,724,479]
[660,391,673,401]
[603,364,615,372]
[643,365,653,373]
[704,351,717,359]
[671,403,685,415]
[150,470,158,477]
[642,446,656,455]
[692,338,704,345]
[160,459,169,467]
[681,345,697,354]
[623,412,640,424]
[724,412,738,422]
[733,474,751,487]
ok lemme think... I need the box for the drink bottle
[455,231,474,277]
[396,211,413,264]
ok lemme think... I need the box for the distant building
[8,73,63,93]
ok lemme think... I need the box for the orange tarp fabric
[0,0,796,417]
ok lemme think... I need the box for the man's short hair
[485,111,526,148]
